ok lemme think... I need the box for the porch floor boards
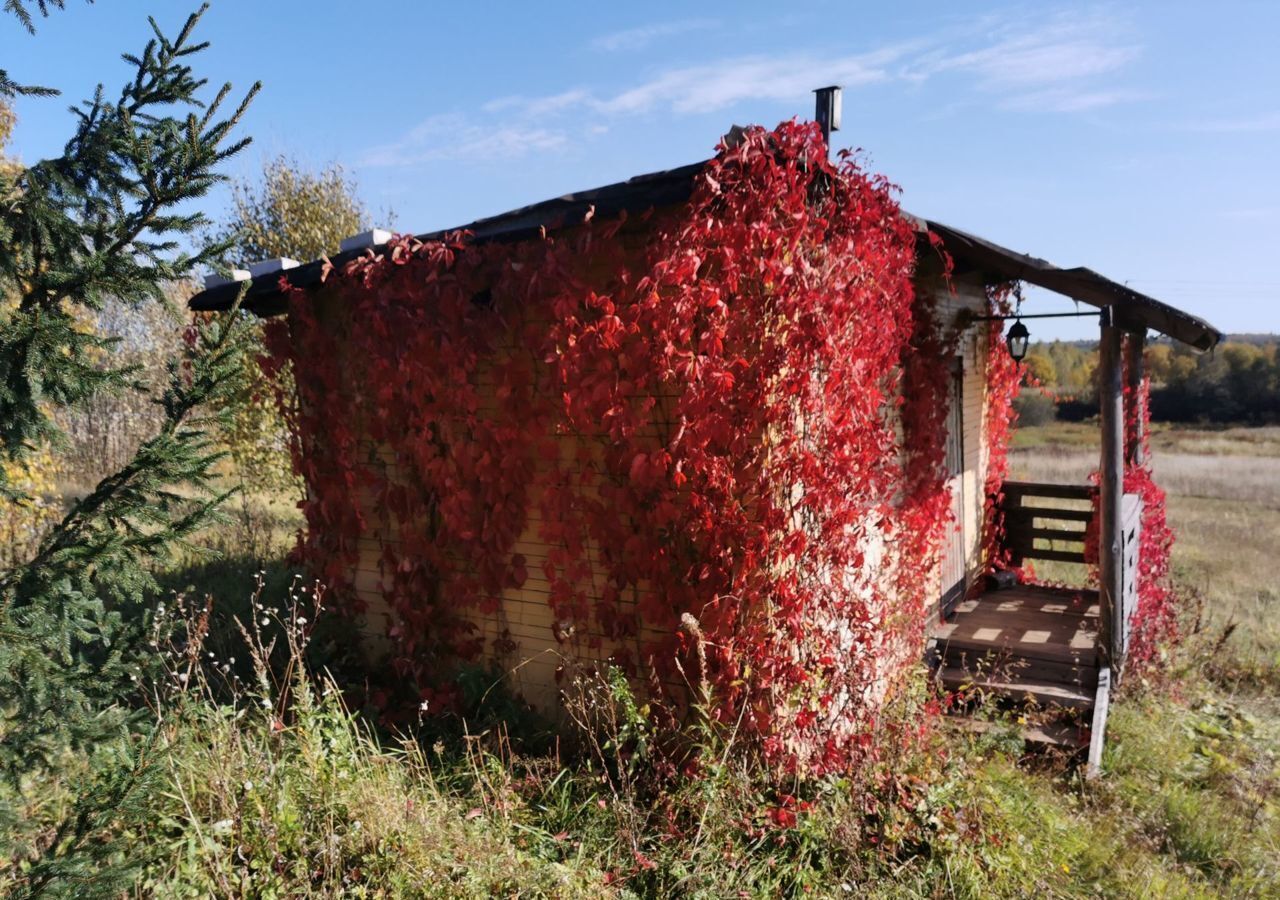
[928,584,1104,751]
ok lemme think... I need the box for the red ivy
[1121,343,1177,669]
[264,122,957,773]
[976,284,1022,580]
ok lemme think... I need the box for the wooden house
[191,103,1221,771]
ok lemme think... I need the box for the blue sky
[6,1,1278,340]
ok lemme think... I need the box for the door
[938,358,967,616]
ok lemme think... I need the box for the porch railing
[1117,492,1142,664]
[997,480,1142,667]
[999,480,1096,566]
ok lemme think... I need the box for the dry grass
[1010,447,1280,511]
[1166,496,1280,677]
[1149,424,1280,458]
[1013,423,1280,458]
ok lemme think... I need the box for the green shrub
[1014,391,1058,427]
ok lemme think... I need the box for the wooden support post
[1087,665,1112,778]
[1099,309,1125,669]
[1125,330,1147,467]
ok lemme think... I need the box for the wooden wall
[947,275,994,605]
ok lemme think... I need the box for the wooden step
[937,666,1095,711]
[943,713,1090,751]
[971,585,1100,616]
[934,614,1100,663]
[933,641,1100,688]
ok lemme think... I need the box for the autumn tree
[213,156,377,504]
[221,155,369,266]
[1022,350,1058,387]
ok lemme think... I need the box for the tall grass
[60,576,1257,897]
[131,579,605,897]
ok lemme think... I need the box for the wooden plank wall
[335,301,673,714]
[922,273,992,615]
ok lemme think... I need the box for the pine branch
[4,0,92,34]
[0,3,259,466]
[0,69,58,98]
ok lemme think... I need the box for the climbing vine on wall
[976,283,1023,578]
[264,121,957,772]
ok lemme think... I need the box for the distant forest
[1017,335,1280,426]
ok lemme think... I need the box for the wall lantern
[1006,318,1030,362]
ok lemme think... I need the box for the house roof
[189,159,1223,351]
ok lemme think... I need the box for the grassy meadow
[5,421,1278,897]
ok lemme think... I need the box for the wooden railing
[999,481,1097,566]
[998,480,1143,669]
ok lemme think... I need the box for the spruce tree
[0,5,259,893]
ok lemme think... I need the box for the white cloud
[1001,87,1150,114]
[360,114,570,167]
[361,10,1144,167]
[482,89,593,118]
[596,44,913,115]
[591,19,717,53]
[907,12,1139,89]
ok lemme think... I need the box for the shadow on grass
[154,552,559,754]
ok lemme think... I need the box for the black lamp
[1006,318,1030,362]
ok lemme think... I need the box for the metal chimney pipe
[813,85,842,148]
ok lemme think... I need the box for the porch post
[1098,308,1125,667]
[1125,330,1147,466]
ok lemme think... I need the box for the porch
[928,480,1143,767]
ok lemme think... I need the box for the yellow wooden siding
[935,275,991,594]
[337,373,671,714]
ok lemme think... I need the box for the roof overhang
[190,160,1223,351]
[913,219,1222,351]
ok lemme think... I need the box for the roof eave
[921,220,1223,351]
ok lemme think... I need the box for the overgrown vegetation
[265,121,958,773]
[8,564,1273,897]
